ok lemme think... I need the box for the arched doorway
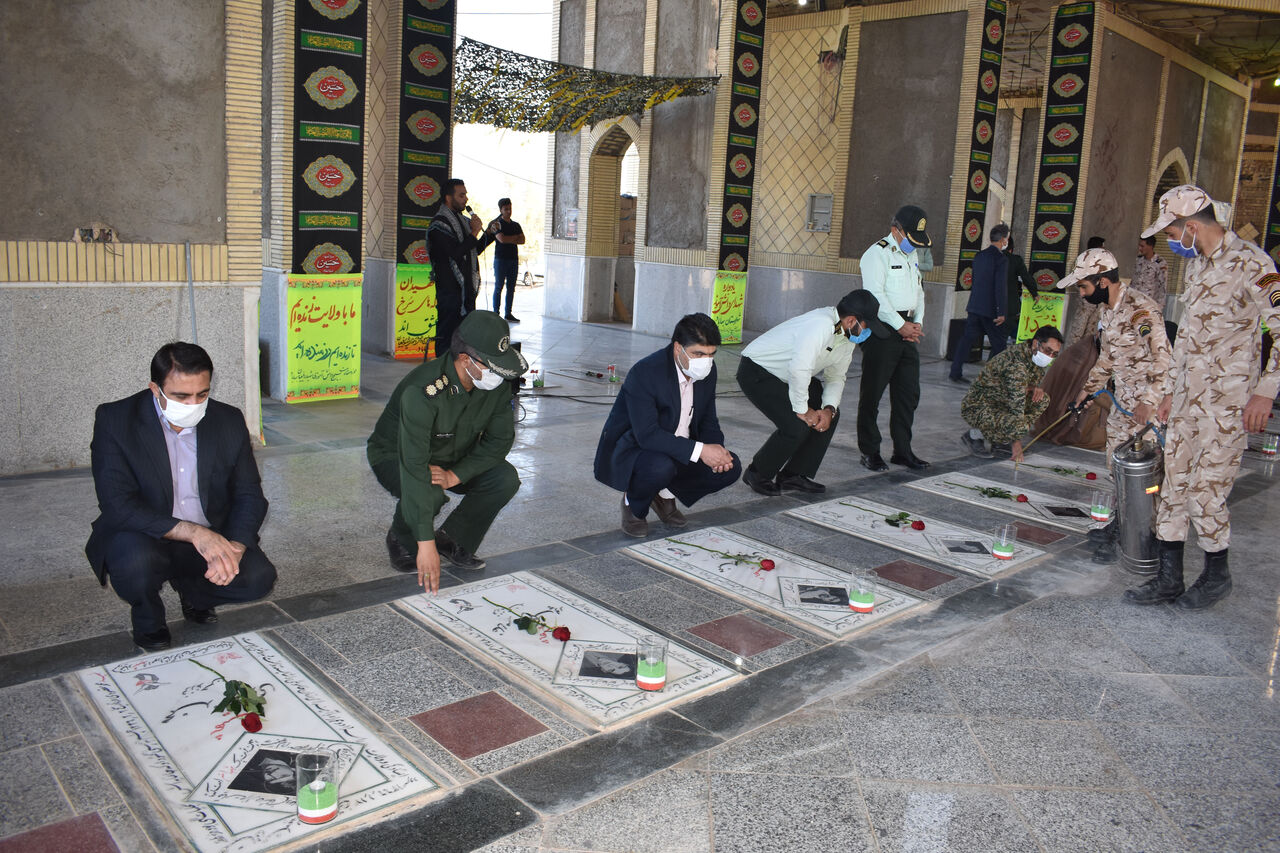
[584,121,640,324]
[1151,152,1190,326]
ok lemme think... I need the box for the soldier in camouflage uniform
[959,326,1063,459]
[1126,185,1280,609]
[1058,248,1172,563]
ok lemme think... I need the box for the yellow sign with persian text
[286,275,361,402]
[395,264,437,360]
[711,271,746,345]
[1016,292,1066,342]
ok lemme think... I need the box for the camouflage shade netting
[454,37,719,133]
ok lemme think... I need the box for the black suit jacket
[84,390,268,585]
[593,344,725,492]
[968,244,1009,319]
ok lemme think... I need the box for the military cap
[1056,248,1119,289]
[1141,185,1212,238]
[836,289,890,338]
[893,204,931,248]
[457,310,529,379]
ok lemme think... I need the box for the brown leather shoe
[652,495,687,527]
[621,495,648,538]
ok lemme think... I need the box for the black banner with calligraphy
[954,0,1007,291]
[1026,2,1094,290]
[718,0,766,273]
[1265,140,1280,269]
[291,0,367,275]
[395,0,457,265]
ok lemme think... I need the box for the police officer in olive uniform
[367,311,528,593]
[857,204,932,471]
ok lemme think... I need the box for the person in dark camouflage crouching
[959,326,1064,459]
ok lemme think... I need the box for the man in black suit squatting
[86,343,276,651]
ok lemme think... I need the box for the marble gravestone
[624,527,926,637]
[397,572,737,728]
[78,633,438,853]
[787,497,1047,577]
[992,454,1114,490]
[907,472,1098,533]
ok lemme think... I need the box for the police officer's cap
[893,204,931,248]
[836,290,891,339]
[457,311,529,379]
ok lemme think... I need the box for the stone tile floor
[1,285,1278,851]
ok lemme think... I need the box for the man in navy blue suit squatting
[594,313,742,537]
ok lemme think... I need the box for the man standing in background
[1131,234,1168,318]
[490,197,525,324]
[950,223,1011,384]
[1001,233,1037,346]
[429,178,496,358]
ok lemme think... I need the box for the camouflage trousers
[961,394,1050,446]
[1154,410,1245,551]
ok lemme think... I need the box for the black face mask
[1084,284,1109,305]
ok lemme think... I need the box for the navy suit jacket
[84,390,268,585]
[968,244,1009,319]
[593,344,725,492]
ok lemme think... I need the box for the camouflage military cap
[1056,248,1119,289]
[457,310,529,379]
[1141,184,1211,238]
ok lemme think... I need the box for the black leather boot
[1123,539,1184,605]
[1176,548,1231,609]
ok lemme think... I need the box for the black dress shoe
[776,472,826,493]
[860,453,889,472]
[386,529,417,573]
[949,375,971,385]
[620,495,649,537]
[133,627,172,652]
[179,594,218,625]
[436,531,486,570]
[743,465,782,496]
[890,451,930,470]
[504,314,521,323]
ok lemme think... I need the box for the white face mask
[1031,349,1055,368]
[678,345,714,381]
[466,358,506,391]
[158,388,208,428]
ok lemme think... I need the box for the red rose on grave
[552,626,571,642]
[1085,472,1097,480]
[759,559,775,571]
[241,713,263,732]
[1016,494,1029,502]
[911,520,926,531]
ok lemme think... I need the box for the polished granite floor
[1,285,1278,852]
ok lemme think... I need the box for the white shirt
[860,234,925,330]
[153,395,210,527]
[674,354,703,462]
[741,306,855,413]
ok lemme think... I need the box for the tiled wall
[753,22,845,262]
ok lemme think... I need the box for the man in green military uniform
[960,326,1063,459]
[367,311,528,593]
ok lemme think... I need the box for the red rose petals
[759,559,775,571]
[1016,494,1029,502]
[1085,472,1097,480]
[241,712,263,732]
[552,626,571,642]
[910,520,926,531]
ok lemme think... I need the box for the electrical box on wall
[805,194,832,232]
